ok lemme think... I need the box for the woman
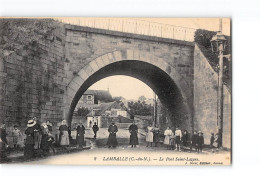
[59,120,69,149]
[107,121,118,148]
[182,130,189,148]
[24,120,36,160]
[153,124,160,147]
[146,124,153,147]
[164,126,173,150]
[76,122,85,148]
[129,121,138,148]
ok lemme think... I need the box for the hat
[27,120,36,127]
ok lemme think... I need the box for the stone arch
[64,49,193,129]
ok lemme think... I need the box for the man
[107,121,118,148]
[129,121,139,148]
[210,133,215,149]
[175,127,182,151]
[32,117,43,149]
[190,130,198,153]
[197,131,204,153]
[92,122,99,139]
[0,123,9,162]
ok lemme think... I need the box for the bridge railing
[54,17,196,42]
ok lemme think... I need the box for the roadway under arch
[67,60,192,130]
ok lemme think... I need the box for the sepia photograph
[0,17,231,165]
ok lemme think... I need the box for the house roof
[87,101,118,116]
[84,90,113,103]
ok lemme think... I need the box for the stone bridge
[0,19,231,148]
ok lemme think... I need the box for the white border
[1,0,260,175]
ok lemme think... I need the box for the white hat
[27,120,36,127]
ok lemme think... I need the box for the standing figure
[46,120,53,133]
[107,121,118,148]
[210,133,215,149]
[59,120,69,149]
[12,125,22,149]
[182,130,189,151]
[24,120,36,160]
[129,121,139,148]
[164,126,173,150]
[92,122,99,139]
[153,124,160,147]
[68,126,72,144]
[169,131,175,150]
[197,131,204,153]
[175,127,182,151]
[215,133,221,151]
[76,122,85,148]
[146,124,153,147]
[190,130,198,152]
[0,123,9,162]
[46,121,55,153]
[89,120,92,128]
[40,123,55,156]
[32,117,43,150]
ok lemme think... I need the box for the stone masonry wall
[0,19,66,132]
[64,26,194,90]
[194,44,231,148]
[63,25,195,124]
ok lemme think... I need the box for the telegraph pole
[153,92,157,125]
[217,18,224,147]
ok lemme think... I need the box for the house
[85,101,129,128]
[75,89,113,109]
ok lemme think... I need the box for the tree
[127,100,152,116]
[138,96,146,103]
[113,96,124,103]
[77,107,89,116]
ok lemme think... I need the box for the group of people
[106,121,139,148]
[24,118,55,160]
[0,117,102,162]
[160,127,221,153]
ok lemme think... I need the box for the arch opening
[67,60,192,131]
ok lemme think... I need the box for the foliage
[138,95,146,102]
[113,96,124,103]
[127,100,153,116]
[77,107,90,116]
[194,29,231,90]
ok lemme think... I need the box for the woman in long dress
[146,124,153,147]
[59,120,69,149]
[76,122,85,148]
[129,121,138,148]
[164,127,173,150]
[107,122,118,148]
[24,120,36,160]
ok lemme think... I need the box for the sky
[85,18,230,100]
[88,76,154,100]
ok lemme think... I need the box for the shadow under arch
[67,60,192,131]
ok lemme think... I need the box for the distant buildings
[72,90,129,128]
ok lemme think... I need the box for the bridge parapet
[54,17,196,42]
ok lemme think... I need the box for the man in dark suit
[197,131,204,153]
[92,122,99,139]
